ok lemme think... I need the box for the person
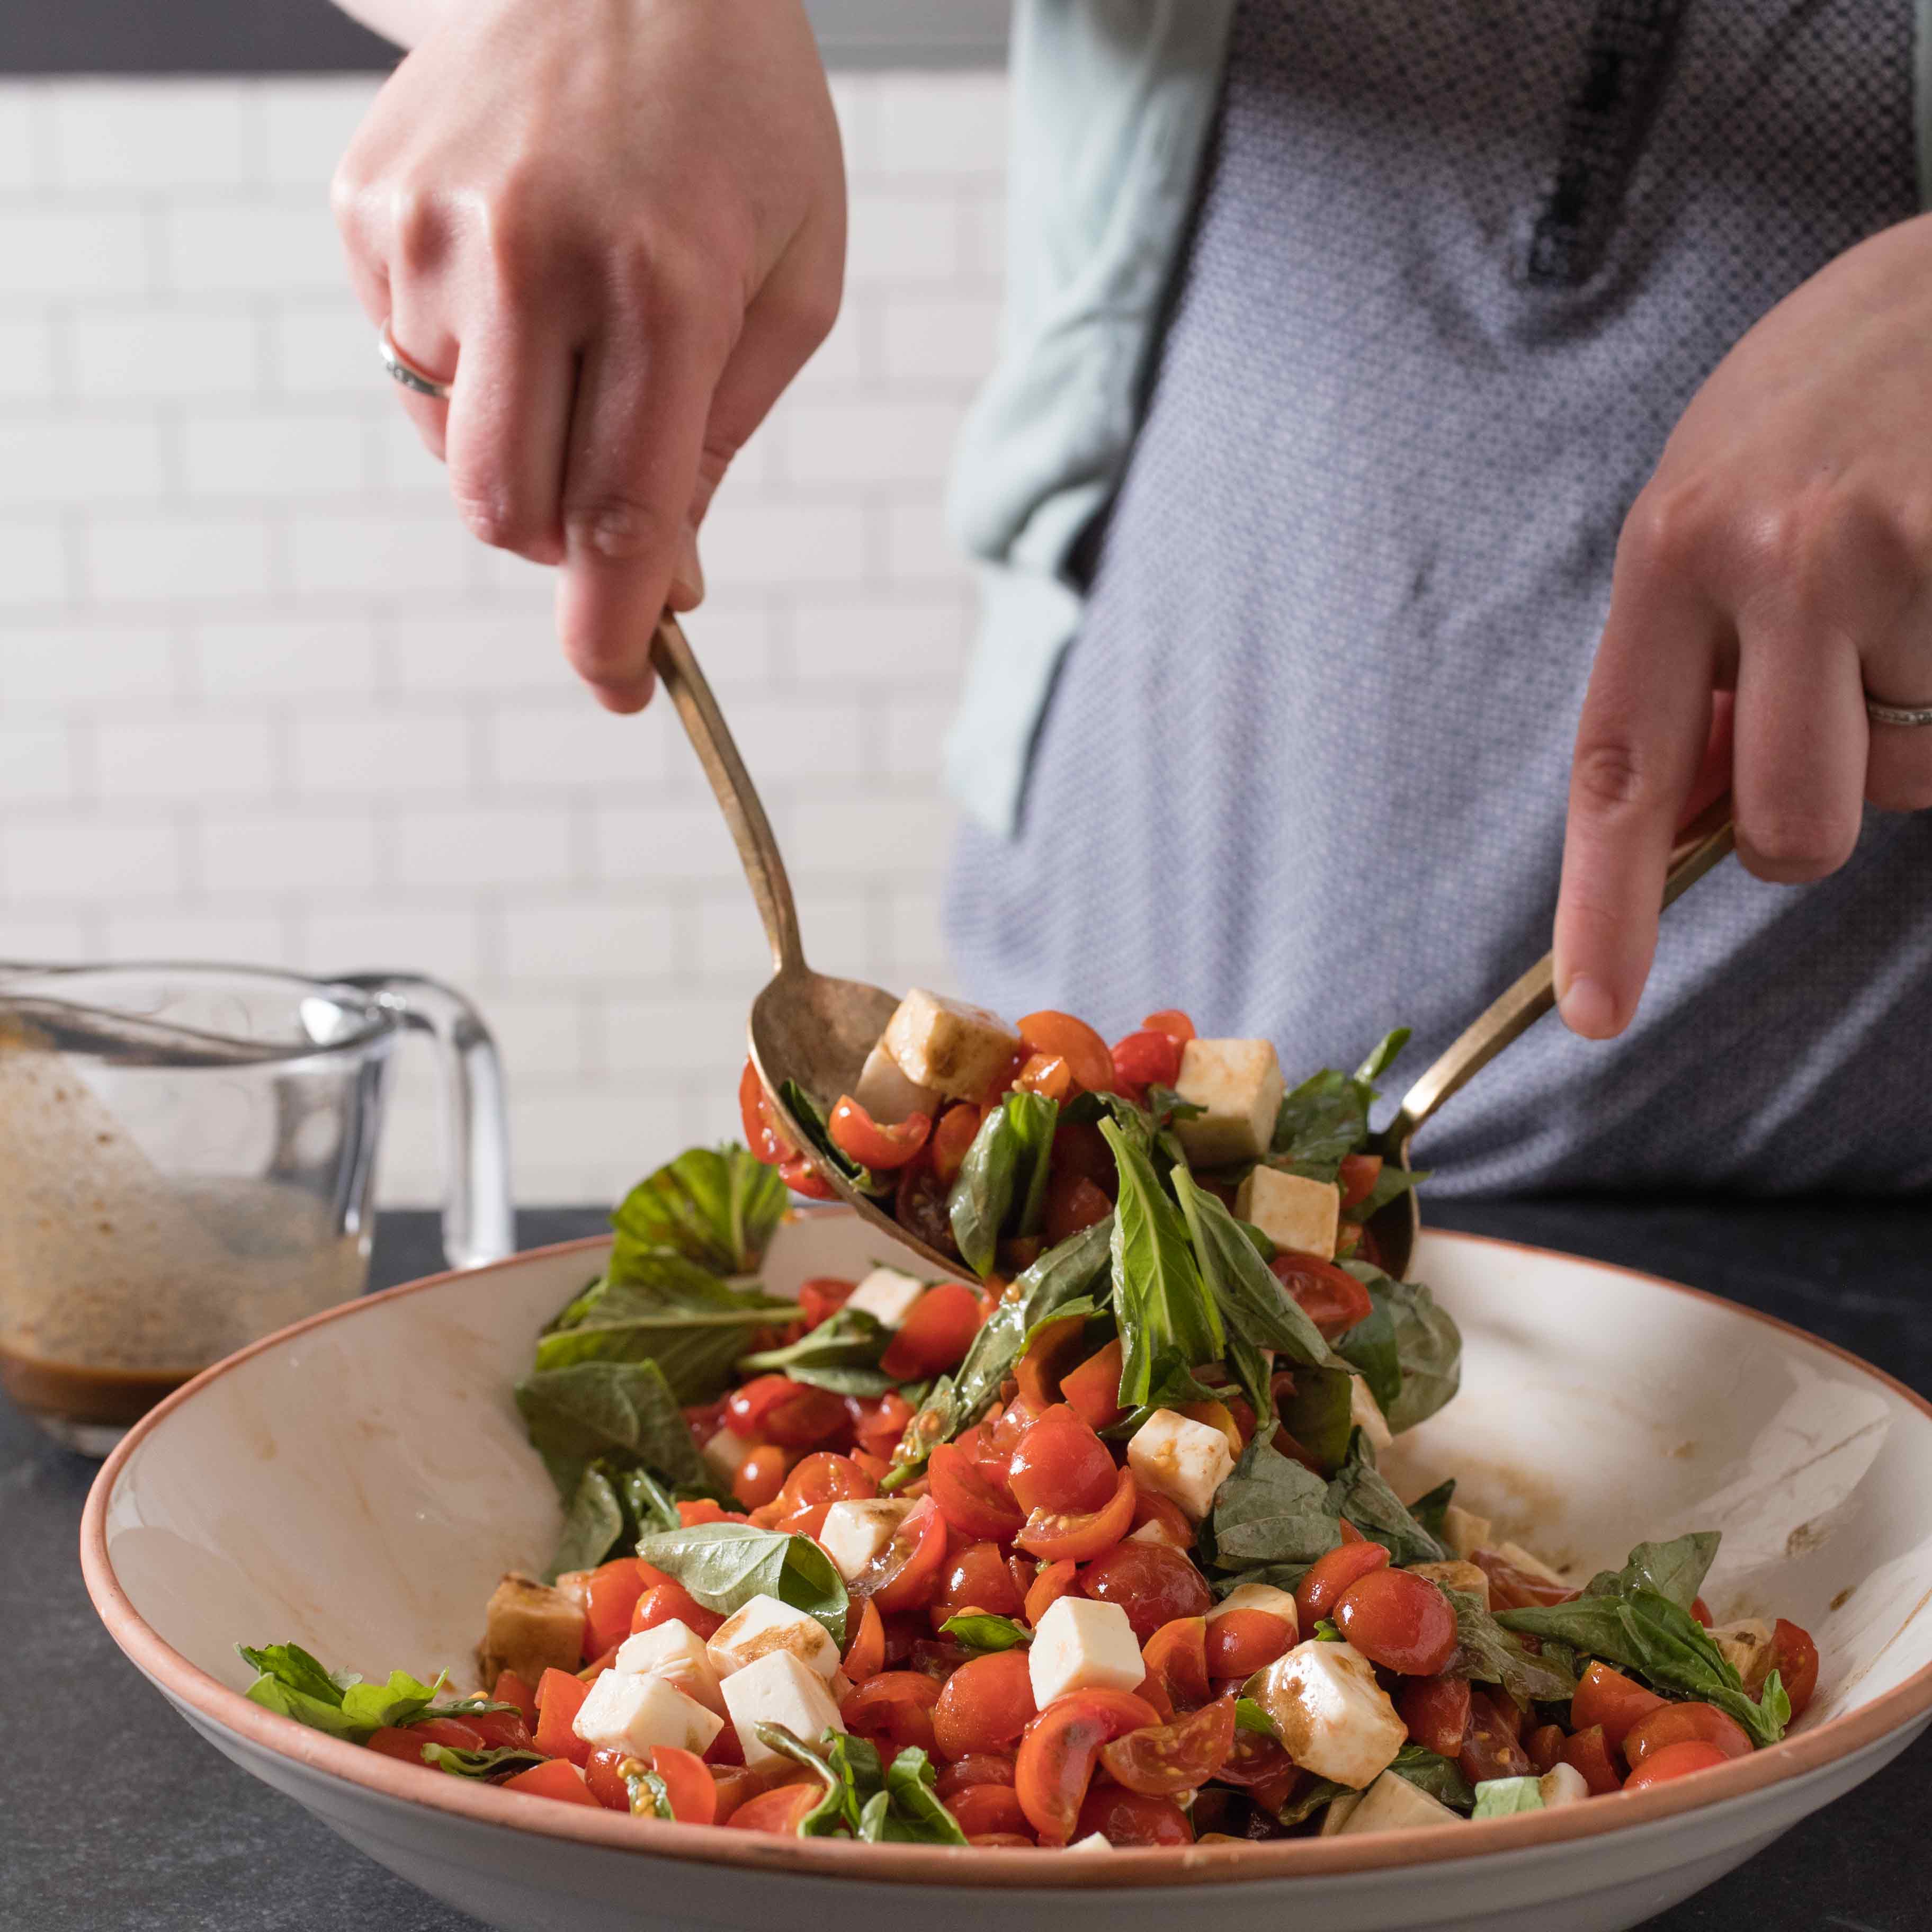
[326,0,1932,1193]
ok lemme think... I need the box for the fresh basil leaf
[237,1644,455,1741]
[1313,1618,1342,1641]
[776,1079,885,1195]
[1215,1560,1319,1598]
[739,1307,893,1397]
[940,1613,1031,1654]
[237,1641,346,1709]
[547,1463,628,1579]
[1234,1696,1277,1737]
[1277,1775,1353,1828]
[949,1091,1059,1275]
[1222,1328,1276,1430]
[1210,1427,1344,1570]
[636,1522,848,1647]
[1345,1266,1462,1434]
[1333,1301,1400,1413]
[1355,1028,1412,1085]
[419,1743,549,1780]
[1389,1742,1476,1813]
[1325,1430,1446,1566]
[337,1669,452,1732]
[1407,1478,1457,1544]
[613,1463,685,1538]
[542,1273,607,1335]
[1144,1083,1205,1125]
[1580,1533,1719,1614]
[610,1143,788,1276]
[865,1747,969,1845]
[1274,1365,1358,1474]
[1441,1587,1579,1703]
[1347,1162,1427,1225]
[1104,1118,1223,1408]
[515,1356,710,1499]
[1268,1029,1409,1182]
[1471,1776,1544,1818]
[1008,1091,1058,1238]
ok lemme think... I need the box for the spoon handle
[1379,797,1737,1162]
[648,615,806,976]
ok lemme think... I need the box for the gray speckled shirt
[946,0,1932,1195]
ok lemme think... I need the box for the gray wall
[0,0,1009,75]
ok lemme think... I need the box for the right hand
[333,0,845,709]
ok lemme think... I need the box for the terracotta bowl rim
[78,1223,1932,1889]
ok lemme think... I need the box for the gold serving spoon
[648,616,961,1274]
[1363,795,1737,1280]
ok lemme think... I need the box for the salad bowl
[82,1211,1932,1932]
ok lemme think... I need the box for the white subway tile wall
[0,72,1007,1207]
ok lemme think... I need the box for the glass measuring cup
[0,962,514,1454]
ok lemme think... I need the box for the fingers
[1554,555,1722,1040]
[1865,713,1932,811]
[443,311,576,566]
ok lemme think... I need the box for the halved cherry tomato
[503,1758,600,1806]
[491,1669,538,1727]
[1044,1173,1114,1245]
[1469,1547,1581,1611]
[847,1389,915,1462]
[1141,1009,1196,1045]
[1524,1723,1566,1776]
[1459,1688,1532,1785]
[1398,1675,1472,1760]
[1059,1338,1126,1432]
[856,1496,951,1613]
[829,1094,932,1171]
[1770,1617,1820,1720]
[1337,1153,1382,1212]
[1213,1722,1296,1795]
[1009,1404,1119,1516]
[1075,1787,1193,1846]
[1204,1608,1295,1678]
[1267,1254,1374,1339]
[949,1782,1032,1838]
[880,1282,984,1381]
[1337,1517,1367,1544]
[1097,1696,1237,1796]
[1559,1723,1623,1796]
[778,1153,837,1200]
[1691,1596,1713,1627]
[933,1540,1027,1623]
[779,1451,876,1513]
[733,1443,791,1510]
[650,1743,720,1824]
[584,1746,637,1811]
[675,1499,734,1527]
[842,1670,944,1753]
[1295,1540,1390,1627]
[367,1718,485,1767]
[929,1104,985,1187]
[988,1393,1045,1454]
[1141,1616,1212,1714]
[1335,1568,1458,1676]
[843,1595,885,1683]
[797,1276,855,1329]
[631,1580,724,1641]
[724,1373,800,1439]
[1080,1540,1213,1643]
[704,1722,746,1766]
[728,1782,823,1834]
[934,1649,1039,1759]
[462,1703,536,1751]
[1013,1689,1161,1844]
[1015,1052,1074,1102]
[928,1443,1025,1542]
[1111,1030,1183,1090]
[1127,1481,1194,1550]
[1623,1702,1752,1771]
[1571,1661,1666,1751]
[1017,1010,1115,1096]
[936,1752,1018,1798]
[1016,1464,1138,1563]
[532,1667,592,1765]
[1014,1313,1090,1411]
[1623,1739,1732,1791]
[1024,1558,1080,1627]
[738,1058,795,1167]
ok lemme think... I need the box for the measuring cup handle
[340,973,515,1271]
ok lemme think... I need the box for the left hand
[1554,213,1932,1039]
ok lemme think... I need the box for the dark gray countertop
[5,1197,1928,1931]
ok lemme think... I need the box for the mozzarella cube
[1128,1516,1190,1549]
[853,1042,941,1125]
[721,1649,847,1764]
[1497,1541,1570,1587]
[702,1426,754,1488]
[707,1593,840,1682]
[881,989,1021,1102]
[1235,1164,1340,1261]
[818,1498,913,1581]
[1539,1763,1590,1809]
[1334,1768,1464,1835]
[1349,1376,1393,1454]
[845,1266,928,1330]
[1063,1832,1114,1852]
[1707,1618,1776,1693]
[572,1669,723,1758]
[1029,1596,1147,1709]
[1246,1640,1406,1788]
[1318,1790,1366,1836]
[1442,1504,1492,1559]
[614,1618,726,1715]
[1126,1408,1235,1520]
[1172,1039,1284,1166]
[1408,1560,1490,1610]
[1208,1582,1300,1643]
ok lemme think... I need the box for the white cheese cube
[1442,1504,1492,1560]
[1349,1376,1393,1454]
[721,1649,847,1764]
[1235,1164,1340,1261]
[1028,1596,1147,1709]
[1126,1408,1235,1520]
[1172,1039,1284,1166]
[707,1593,840,1682]
[844,1266,928,1330]
[1128,1516,1190,1549]
[701,1426,753,1488]
[1318,1790,1366,1836]
[881,989,1021,1102]
[853,1042,941,1125]
[818,1498,913,1581]
[572,1669,723,1758]
[1063,1832,1114,1851]
[1539,1763,1590,1809]
[1207,1582,1300,1643]
[1408,1560,1490,1610]
[614,1618,726,1715]
[1246,1640,1406,1788]
[1334,1768,1463,1835]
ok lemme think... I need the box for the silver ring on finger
[1865,690,1932,728]
[378,319,454,401]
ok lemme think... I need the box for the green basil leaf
[1276,1775,1353,1828]
[779,1080,883,1196]
[1274,1365,1357,1474]
[1441,1587,1579,1703]
[1210,1427,1344,1570]
[1355,1028,1412,1085]
[939,1613,1031,1654]
[1267,1030,1410,1182]
[636,1522,848,1648]
[1389,1742,1476,1813]
[949,1091,1059,1276]
[337,1668,452,1732]
[1407,1478,1456,1544]
[1333,1301,1400,1413]
[610,1143,788,1276]
[1346,1162,1427,1225]
[1234,1696,1277,1737]
[546,1463,628,1579]
[515,1356,711,1500]
[1324,1430,1446,1566]
[1580,1533,1720,1614]
[866,1747,969,1845]
[739,1307,893,1397]
[237,1644,455,1741]
[237,1641,346,1709]
[1345,1266,1462,1434]
[419,1743,549,1781]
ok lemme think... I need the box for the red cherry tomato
[1334,1568,1459,1676]
[828,1094,932,1171]
[631,1581,723,1642]
[724,1373,798,1439]
[934,1649,1039,1760]
[933,1540,1027,1623]
[797,1276,855,1329]
[881,1282,985,1381]
[947,1783,1032,1838]
[1468,1547,1581,1610]
[1295,1540,1390,1627]
[777,1153,837,1200]
[1204,1608,1295,1678]
[1013,1313,1089,1412]
[583,1745,635,1812]
[1017,1010,1115,1095]
[1024,1558,1080,1627]
[1691,1596,1713,1627]
[727,1782,823,1833]
[928,1443,1025,1542]
[1096,1696,1237,1796]
[1057,1339,1126,1433]
[531,1668,592,1766]
[1044,1173,1115,1246]
[1016,1464,1138,1563]
[366,1718,485,1767]
[1141,1009,1196,1045]
[738,1058,795,1166]
[643,1744,719,1825]
[491,1669,538,1727]
[928,1104,985,1187]
[1770,1617,1820,1720]
[582,1558,656,1658]
[1128,1480,1195,1550]
[1623,1739,1732,1791]
[856,1496,951,1613]
[1523,1722,1566,1776]
[1013,1689,1161,1845]
[1571,1661,1666,1750]
[1622,1702,1752,1771]
[779,1450,876,1513]
[1080,1541,1213,1643]
[1009,1404,1119,1515]
[1459,1688,1532,1785]
[1075,1786,1194,1846]
[732,1443,790,1510]
[842,1596,885,1684]
[1337,1153,1382,1212]
[1140,1615,1212,1714]
[842,1670,945,1754]
[893,1158,956,1254]
[1398,1675,1472,1760]
[1111,1030,1183,1089]
[1267,1254,1374,1339]
[502,1758,600,1806]
[936,1752,1018,1798]
[1557,1723,1623,1795]
[1016,1051,1074,1102]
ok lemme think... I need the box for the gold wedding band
[1865,693,1932,729]
[378,320,454,401]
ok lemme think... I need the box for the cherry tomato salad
[241,1004,1817,1849]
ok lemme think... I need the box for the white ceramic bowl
[82,1217,1932,1932]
